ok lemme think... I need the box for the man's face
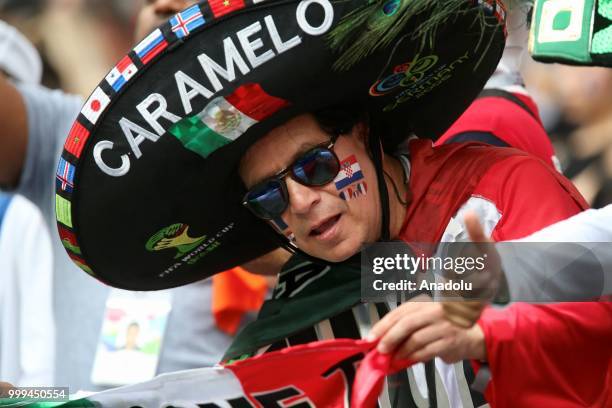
[135,0,198,41]
[239,114,382,262]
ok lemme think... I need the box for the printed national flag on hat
[59,226,82,255]
[170,4,206,39]
[105,55,138,92]
[170,83,288,159]
[68,253,94,275]
[209,0,246,18]
[56,157,76,194]
[81,87,110,125]
[55,194,73,228]
[134,28,168,65]
[64,121,90,158]
[334,155,364,190]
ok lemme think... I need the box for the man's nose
[286,178,321,215]
[152,0,194,17]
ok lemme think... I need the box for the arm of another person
[371,158,606,361]
[0,74,28,188]
[0,73,82,215]
[477,158,612,405]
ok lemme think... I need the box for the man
[234,106,609,406]
[0,0,271,391]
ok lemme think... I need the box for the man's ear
[351,121,369,146]
[352,121,385,160]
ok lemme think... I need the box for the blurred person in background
[0,192,55,387]
[0,19,54,386]
[0,0,283,392]
[548,66,612,208]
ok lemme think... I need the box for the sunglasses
[242,141,340,220]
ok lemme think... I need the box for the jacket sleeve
[473,158,612,406]
[478,302,612,408]
[480,156,587,241]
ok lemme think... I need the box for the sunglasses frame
[242,139,339,220]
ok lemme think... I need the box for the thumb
[464,212,490,243]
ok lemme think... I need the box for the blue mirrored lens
[246,180,286,218]
[293,148,339,185]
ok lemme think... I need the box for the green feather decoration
[328,0,532,71]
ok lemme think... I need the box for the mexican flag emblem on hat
[55,0,506,290]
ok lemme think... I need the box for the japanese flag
[81,87,110,125]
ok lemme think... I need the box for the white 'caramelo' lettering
[265,15,302,53]
[198,37,251,93]
[93,140,130,177]
[95,1,335,177]
[296,0,334,36]
[175,70,214,115]
[120,117,160,158]
[237,21,276,68]
[137,93,181,135]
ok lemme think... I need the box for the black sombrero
[55,0,507,290]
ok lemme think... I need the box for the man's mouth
[309,214,341,238]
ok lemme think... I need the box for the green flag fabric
[222,256,364,362]
[530,0,612,66]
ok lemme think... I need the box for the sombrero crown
[56,0,507,290]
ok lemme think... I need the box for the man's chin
[305,242,359,264]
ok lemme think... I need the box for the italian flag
[170,83,288,159]
[6,340,412,408]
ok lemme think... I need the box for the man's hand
[441,212,504,328]
[368,295,486,364]
[0,382,15,397]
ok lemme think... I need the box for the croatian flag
[170,4,206,39]
[81,87,110,125]
[105,55,138,92]
[334,155,364,190]
[134,28,168,65]
[56,157,75,194]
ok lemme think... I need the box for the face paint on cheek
[333,154,368,200]
[270,217,298,247]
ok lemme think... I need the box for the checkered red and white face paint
[334,155,368,200]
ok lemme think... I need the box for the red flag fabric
[35,339,413,408]
[208,0,246,19]
[226,82,290,121]
[226,339,412,408]
[64,121,90,158]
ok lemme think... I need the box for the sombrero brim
[55,0,506,290]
